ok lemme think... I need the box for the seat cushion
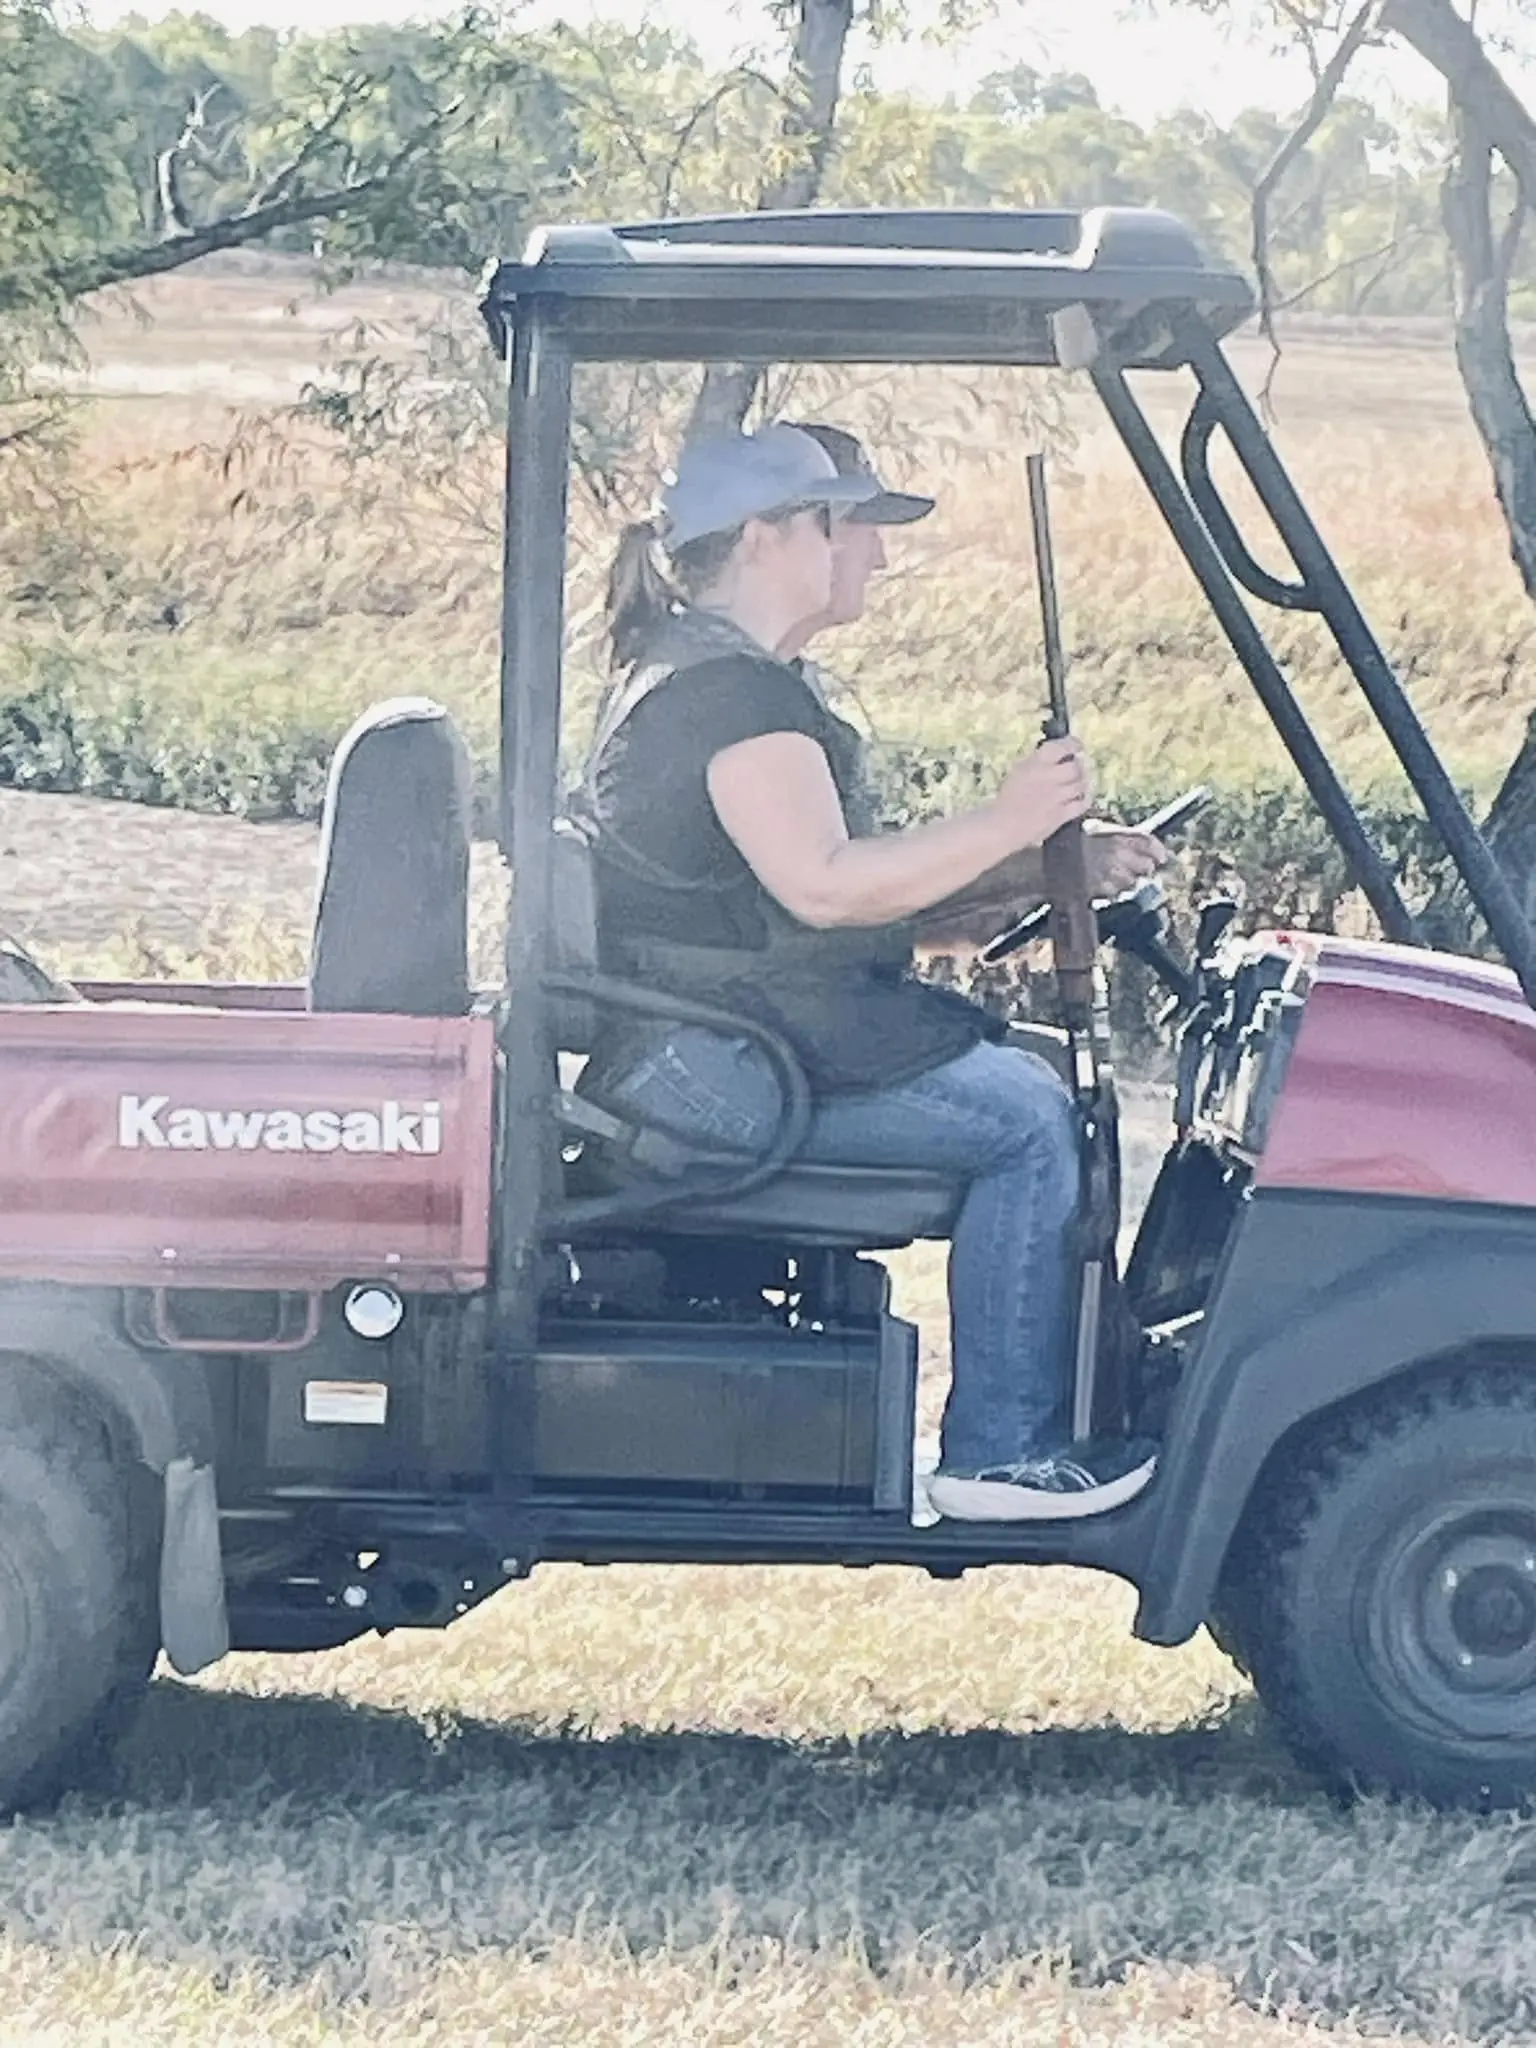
[653,1161,962,1247]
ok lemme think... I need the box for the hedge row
[871,741,1483,1059]
[0,667,1484,1052]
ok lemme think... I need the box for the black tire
[1238,1364,1536,1808]
[1203,1588,1253,1679]
[0,1367,158,1810]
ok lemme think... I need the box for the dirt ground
[0,787,319,959]
[0,786,513,985]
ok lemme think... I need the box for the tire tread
[1229,1360,1536,1802]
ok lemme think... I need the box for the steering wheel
[978,783,1212,973]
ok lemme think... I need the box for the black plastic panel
[523,1313,916,1504]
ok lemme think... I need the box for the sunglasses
[766,501,838,538]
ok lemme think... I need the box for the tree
[687,0,858,435]
[1160,0,1536,919]
[689,0,1005,434]
[1162,0,1536,588]
[0,3,563,314]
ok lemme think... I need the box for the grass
[9,1546,1536,2045]
[6,1565,1525,2047]
[4,257,1536,2042]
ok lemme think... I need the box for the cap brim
[813,475,882,511]
[848,489,935,525]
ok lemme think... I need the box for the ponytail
[603,516,751,675]
[604,518,680,675]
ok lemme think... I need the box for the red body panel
[1257,936,1536,1208]
[0,1005,496,1291]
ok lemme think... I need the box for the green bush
[0,644,504,827]
[869,741,1481,1061]
[0,663,1488,1055]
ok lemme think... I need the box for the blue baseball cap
[660,424,880,549]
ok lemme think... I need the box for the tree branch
[686,0,855,440]
[249,72,373,212]
[659,69,777,217]
[1382,0,1536,206]
[1271,228,1417,311]
[156,86,226,236]
[38,182,383,305]
[1440,105,1536,594]
[1250,0,1380,411]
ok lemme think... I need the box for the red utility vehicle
[4,206,1535,1810]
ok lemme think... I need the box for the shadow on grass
[4,1679,1525,2041]
[114,1671,1301,1812]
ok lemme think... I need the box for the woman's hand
[991,736,1095,851]
[1084,822,1168,899]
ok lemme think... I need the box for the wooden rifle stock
[1042,818,1096,1028]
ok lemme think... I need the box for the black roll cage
[481,203,1536,1331]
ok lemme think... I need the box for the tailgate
[0,1004,496,1291]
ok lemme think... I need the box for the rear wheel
[0,1368,158,1809]
[1238,1365,1536,1807]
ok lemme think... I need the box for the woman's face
[750,505,835,626]
[826,516,888,628]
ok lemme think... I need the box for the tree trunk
[1381,0,1536,593]
[1382,0,1536,195]
[1439,112,1536,596]
[1380,0,1536,927]
[686,0,855,440]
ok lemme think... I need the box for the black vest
[580,611,998,1097]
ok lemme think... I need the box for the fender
[1135,1189,1536,1645]
[0,1283,215,1470]
[0,1283,226,1675]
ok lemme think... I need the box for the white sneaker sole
[926,1456,1157,1523]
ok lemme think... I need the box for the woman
[584,422,1159,1522]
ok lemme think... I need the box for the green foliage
[870,740,1482,1055]
[0,644,1480,1051]
[0,645,338,819]
[0,0,1509,328]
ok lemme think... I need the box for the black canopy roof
[480,206,1254,370]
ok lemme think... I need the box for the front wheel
[1238,1365,1536,1807]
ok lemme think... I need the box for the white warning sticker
[303,1380,389,1426]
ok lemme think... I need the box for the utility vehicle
[6,205,1536,1811]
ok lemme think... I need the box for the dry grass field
[3,256,1536,2044]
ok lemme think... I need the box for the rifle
[1025,453,1120,1443]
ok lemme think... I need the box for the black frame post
[1178,322,1536,996]
[495,311,573,1356]
[1093,361,1419,945]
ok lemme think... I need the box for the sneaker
[926,1438,1158,1523]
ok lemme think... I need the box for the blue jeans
[599,1029,1081,1471]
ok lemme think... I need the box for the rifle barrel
[1027,452,1069,737]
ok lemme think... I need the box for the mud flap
[159,1457,229,1677]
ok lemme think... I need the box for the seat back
[310,697,473,1016]
[548,814,601,1050]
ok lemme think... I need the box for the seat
[309,698,474,1016]
[651,1162,963,1247]
[563,1019,1075,1247]
[553,814,1069,1251]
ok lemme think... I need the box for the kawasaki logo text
[117,1095,443,1156]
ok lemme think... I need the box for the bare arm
[705,731,1089,931]
[912,846,1047,945]
[912,824,1169,949]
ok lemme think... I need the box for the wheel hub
[1370,1511,1536,1741]
[1450,1566,1536,1661]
